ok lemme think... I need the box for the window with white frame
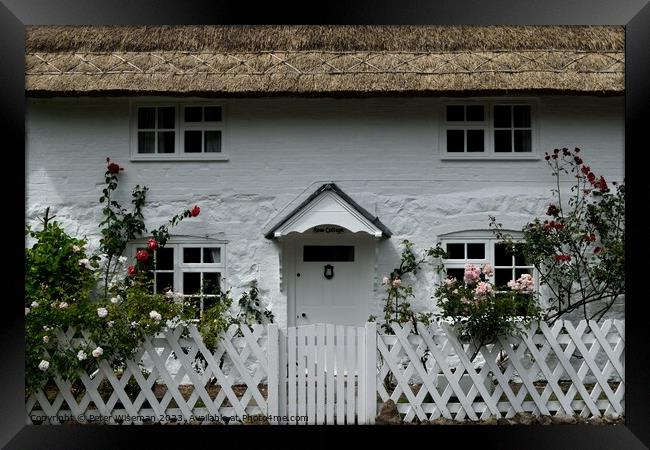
[442,101,536,157]
[129,240,226,317]
[441,236,535,290]
[132,103,226,159]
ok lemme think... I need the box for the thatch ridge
[26,25,624,53]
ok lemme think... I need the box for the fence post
[364,322,377,424]
[267,323,279,424]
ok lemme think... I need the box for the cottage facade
[25,26,625,328]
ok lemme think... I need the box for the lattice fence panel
[26,324,269,425]
[376,319,624,422]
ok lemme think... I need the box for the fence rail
[26,319,624,425]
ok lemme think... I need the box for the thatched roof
[25,26,624,96]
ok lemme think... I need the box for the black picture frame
[1,1,648,448]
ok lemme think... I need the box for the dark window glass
[514,130,532,152]
[202,273,221,295]
[203,248,221,263]
[184,106,202,122]
[494,105,512,128]
[138,131,155,153]
[513,244,527,266]
[156,272,174,294]
[183,272,201,295]
[494,243,513,266]
[515,268,532,279]
[467,243,485,259]
[446,268,465,281]
[156,248,174,270]
[494,130,512,152]
[447,130,464,152]
[138,107,156,129]
[184,130,202,153]
[466,105,484,122]
[158,107,175,129]
[183,247,201,263]
[204,106,222,122]
[513,105,531,128]
[446,243,465,259]
[204,131,222,153]
[466,130,484,152]
[446,105,464,121]
[495,268,513,288]
[157,131,175,153]
[303,246,355,262]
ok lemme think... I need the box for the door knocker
[323,264,334,280]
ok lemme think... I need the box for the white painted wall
[26,96,625,327]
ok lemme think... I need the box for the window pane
[446,130,464,152]
[466,130,484,152]
[446,268,465,281]
[156,248,174,270]
[494,105,511,128]
[494,243,513,266]
[203,247,221,263]
[156,272,174,294]
[157,131,175,153]
[138,131,155,153]
[202,272,221,295]
[158,107,175,129]
[183,247,201,263]
[494,130,512,152]
[184,130,202,153]
[184,106,202,122]
[138,107,155,129]
[204,106,222,122]
[513,244,527,266]
[204,130,222,153]
[446,243,465,259]
[514,268,532,279]
[183,272,201,295]
[466,105,484,122]
[495,268,513,288]
[467,243,485,259]
[446,105,464,121]
[303,246,355,262]
[513,105,531,127]
[514,130,532,152]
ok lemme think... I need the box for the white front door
[293,235,374,326]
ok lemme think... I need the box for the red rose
[554,223,564,231]
[584,233,596,242]
[546,204,559,217]
[574,148,580,153]
[581,165,590,175]
[190,205,201,217]
[553,149,560,154]
[128,265,137,276]
[574,156,583,165]
[136,250,149,263]
[551,154,558,160]
[587,172,596,183]
[595,176,609,193]
[544,155,550,161]
[147,239,158,251]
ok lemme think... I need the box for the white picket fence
[26,319,624,425]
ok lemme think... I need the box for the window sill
[440,154,541,161]
[130,154,230,162]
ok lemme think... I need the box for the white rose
[107,321,114,328]
[77,350,87,361]
[31,301,39,308]
[59,302,68,309]
[149,310,162,321]
[97,307,108,318]
[72,245,81,253]
[42,335,50,343]
[25,307,30,315]
[43,325,50,331]
[38,360,49,371]
[165,290,174,299]
[110,297,119,304]
[92,347,103,358]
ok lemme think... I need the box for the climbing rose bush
[490,147,624,323]
[434,264,541,355]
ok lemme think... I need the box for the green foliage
[375,240,445,334]
[198,291,234,350]
[490,147,624,323]
[232,281,274,328]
